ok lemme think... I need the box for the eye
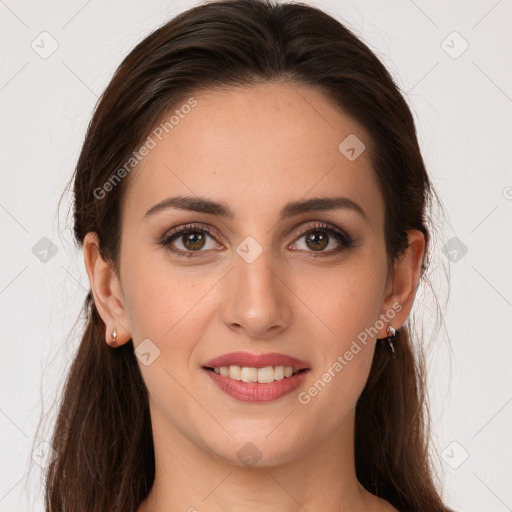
[159,223,222,258]
[159,221,353,259]
[289,221,353,257]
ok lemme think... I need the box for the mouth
[203,365,308,383]
[202,352,311,403]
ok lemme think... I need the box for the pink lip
[203,351,310,370]
[204,368,310,402]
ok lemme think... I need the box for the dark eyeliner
[159,223,219,258]
[291,221,353,258]
[159,221,353,258]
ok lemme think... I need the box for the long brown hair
[37,1,450,510]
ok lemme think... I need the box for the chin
[203,431,307,469]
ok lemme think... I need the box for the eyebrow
[143,195,367,221]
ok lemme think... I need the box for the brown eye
[180,231,207,251]
[160,224,222,258]
[290,222,353,257]
[304,230,329,251]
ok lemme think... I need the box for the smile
[207,365,303,383]
[203,366,310,402]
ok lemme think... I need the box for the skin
[84,81,424,512]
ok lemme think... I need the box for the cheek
[122,247,206,338]
[292,256,386,414]
[120,253,221,422]
[294,257,386,345]
[121,250,224,382]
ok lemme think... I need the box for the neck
[138,397,388,512]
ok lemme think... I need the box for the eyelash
[159,221,353,259]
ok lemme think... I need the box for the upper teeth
[212,365,301,383]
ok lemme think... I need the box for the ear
[83,232,132,347]
[377,229,425,337]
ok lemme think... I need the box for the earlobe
[378,229,426,337]
[83,232,132,347]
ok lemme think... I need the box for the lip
[203,351,310,370]
[204,367,310,402]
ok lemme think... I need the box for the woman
[44,0,452,510]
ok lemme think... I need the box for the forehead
[121,82,383,228]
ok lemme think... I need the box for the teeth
[274,366,284,380]
[228,365,242,380]
[241,367,258,383]
[212,365,303,383]
[257,366,274,383]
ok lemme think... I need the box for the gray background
[1,0,511,510]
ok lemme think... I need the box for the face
[93,82,410,467]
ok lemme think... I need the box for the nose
[221,246,292,340]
